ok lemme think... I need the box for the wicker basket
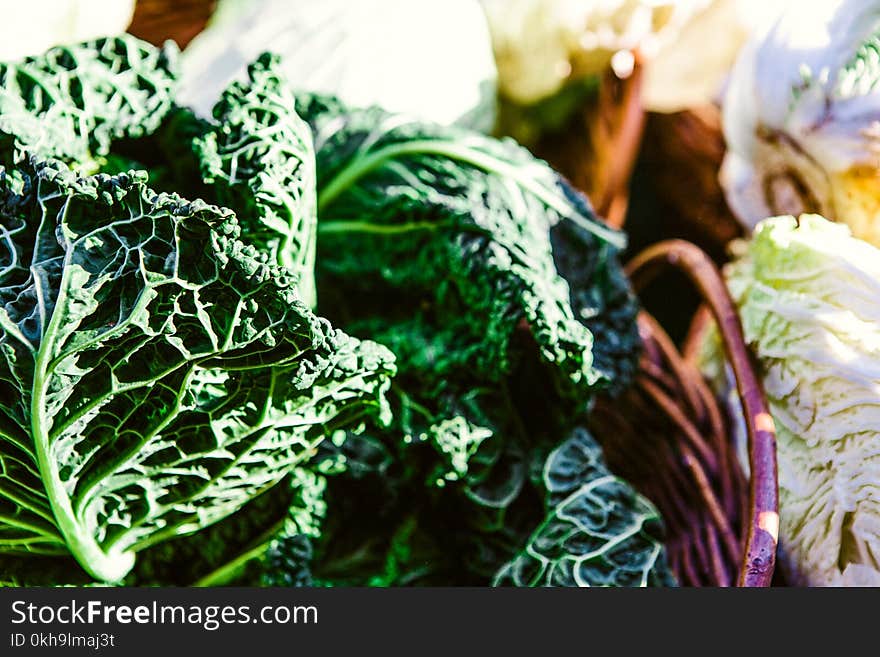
[592,243,778,587]
[128,0,780,587]
[576,65,778,587]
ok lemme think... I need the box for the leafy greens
[236,92,669,587]
[0,37,672,588]
[0,36,179,170]
[495,428,672,587]
[0,39,394,583]
[194,54,318,307]
[0,157,394,582]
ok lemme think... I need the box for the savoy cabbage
[131,83,668,588]
[495,428,672,587]
[0,37,671,588]
[0,36,179,169]
[0,39,394,583]
[252,92,668,587]
[0,157,394,582]
[194,54,319,307]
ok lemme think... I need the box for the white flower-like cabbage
[0,0,135,61]
[721,0,880,246]
[642,0,791,111]
[712,214,880,586]
[178,0,498,132]
[481,0,709,105]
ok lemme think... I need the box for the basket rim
[626,239,779,587]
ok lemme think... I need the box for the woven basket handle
[626,240,779,587]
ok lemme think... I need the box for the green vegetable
[128,476,299,587]
[700,214,880,586]
[494,428,673,587]
[194,54,318,307]
[144,88,665,589]
[0,37,668,588]
[270,94,662,587]
[0,36,179,170]
[302,92,635,397]
[0,158,393,582]
[247,466,331,588]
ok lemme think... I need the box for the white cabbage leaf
[701,214,880,586]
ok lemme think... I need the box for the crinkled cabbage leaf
[260,94,651,586]
[0,158,394,582]
[194,53,318,306]
[494,428,672,587]
[0,36,179,169]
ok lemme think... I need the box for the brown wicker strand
[704,521,731,587]
[682,304,715,364]
[592,359,742,585]
[676,444,740,565]
[637,312,704,419]
[691,369,742,519]
[637,376,719,475]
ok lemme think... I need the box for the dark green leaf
[494,429,674,587]
[195,53,318,306]
[0,158,394,582]
[0,36,179,169]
